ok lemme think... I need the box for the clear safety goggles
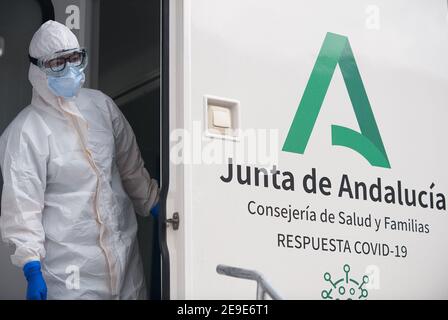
[29,48,88,77]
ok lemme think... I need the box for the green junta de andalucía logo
[283,32,391,169]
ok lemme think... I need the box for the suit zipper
[64,111,117,296]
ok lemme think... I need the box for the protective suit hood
[28,20,80,107]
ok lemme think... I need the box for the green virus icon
[321,264,369,300]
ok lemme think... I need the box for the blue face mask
[47,66,85,99]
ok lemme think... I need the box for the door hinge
[166,212,180,230]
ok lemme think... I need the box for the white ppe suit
[0,21,159,299]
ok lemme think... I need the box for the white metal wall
[168,0,448,299]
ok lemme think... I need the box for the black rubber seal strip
[159,0,171,301]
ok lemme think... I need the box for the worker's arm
[107,97,159,217]
[0,126,47,267]
[0,123,48,300]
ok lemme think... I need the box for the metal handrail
[216,265,282,300]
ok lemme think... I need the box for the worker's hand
[151,202,160,218]
[23,261,47,300]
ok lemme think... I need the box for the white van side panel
[169,0,448,299]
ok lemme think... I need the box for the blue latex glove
[23,261,47,300]
[151,202,160,218]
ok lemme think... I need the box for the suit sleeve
[0,127,47,268]
[107,97,159,217]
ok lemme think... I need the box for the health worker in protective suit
[0,20,160,300]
